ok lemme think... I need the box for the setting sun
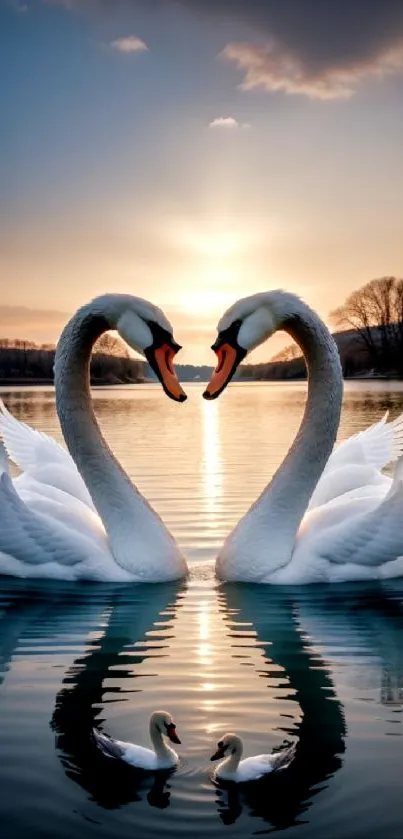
[180,289,234,315]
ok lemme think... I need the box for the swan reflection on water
[1,577,403,835]
[213,581,403,831]
[50,581,183,810]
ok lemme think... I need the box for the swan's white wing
[0,398,70,470]
[92,730,125,760]
[16,479,109,552]
[0,439,9,476]
[308,464,390,511]
[309,412,403,510]
[310,479,403,567]
[0,399,94,509]
[328,411,403,472]
[0,471,101,566]
[236,749,296,781]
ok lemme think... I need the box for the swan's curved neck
[224,294,343,577]
[220,742,242,774]
[265,295,343,514]
[149,719,174,758]
[54,299,178,577]
[54,302,117,492]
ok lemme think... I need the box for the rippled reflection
[214,584,346,829]
[212,583,403,833]
[51,583,183,810]
[201,399,222,524]
[2,385,403,839]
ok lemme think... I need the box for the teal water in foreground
[1,382,403,838]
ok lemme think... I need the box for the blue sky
[1,0,403,362]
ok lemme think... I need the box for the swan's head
[105,294,187,402]
[210,733,242,761]
[203,292,278,399]
[150,710,181,744]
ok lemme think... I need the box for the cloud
[110,35,148,53]
[220,39,403,100]
[43,1,403,98]
[208,116,250,129]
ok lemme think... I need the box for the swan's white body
[0,294,188,582]
[211,734,296,782]
[210,291,403,584]
[92,711,180,770]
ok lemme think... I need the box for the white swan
[204,290,403,584]
[0,294,188,582]
[92,711,181,770]
[210,734,296,782]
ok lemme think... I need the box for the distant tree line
[331,277,403,376]
[237,277,403,381]
[0,334,145,384]
[1,278,402,384]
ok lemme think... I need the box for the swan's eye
[218,740,224,749]
[146,320,181,353]
[211,319,243,352]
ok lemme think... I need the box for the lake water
[1,381,403,839]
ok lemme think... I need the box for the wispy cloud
[9,0,28,11]
[209,116,250,129]
[47,0,403,98]
[220,39,403,100]
[110,35,148,54]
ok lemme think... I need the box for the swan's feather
[0,398,70,470]
[270,741,297,771]
[0,439,9,476]
[92,729,125,760]
[308,412,403,510]
[313,479,403,567]
[92,729,177,769]
[0,399,95,509]
[308,464,390,510]
[329,411,403,471]
[0,471,100,567]
[217,742,297,782]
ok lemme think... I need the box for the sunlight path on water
[1,382,403,837]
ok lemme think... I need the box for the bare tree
[93,333,129,358]
[331,277,403,375]
[271,343,301,363]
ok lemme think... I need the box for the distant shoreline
[0,378,143,386]
[0,375,401,387]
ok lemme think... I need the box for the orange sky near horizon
[2,1,403,365]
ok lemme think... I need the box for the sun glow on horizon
[165,219,265,320]
[180,289,233,315]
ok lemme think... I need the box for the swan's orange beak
[166,722,181,745]
[203,343,241,400]
[146,342,187,402]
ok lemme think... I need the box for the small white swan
[0,294,188,582]
[204,290,403,584]
[92,711,181,770]
[210,733,297,782]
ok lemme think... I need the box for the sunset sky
[1,0,403,364]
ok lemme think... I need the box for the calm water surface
[1,381,403,838]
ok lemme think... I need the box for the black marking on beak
[211,319,243,353]
[144,322,187,402]
[165,721,181,745]
[210,740,227,761]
